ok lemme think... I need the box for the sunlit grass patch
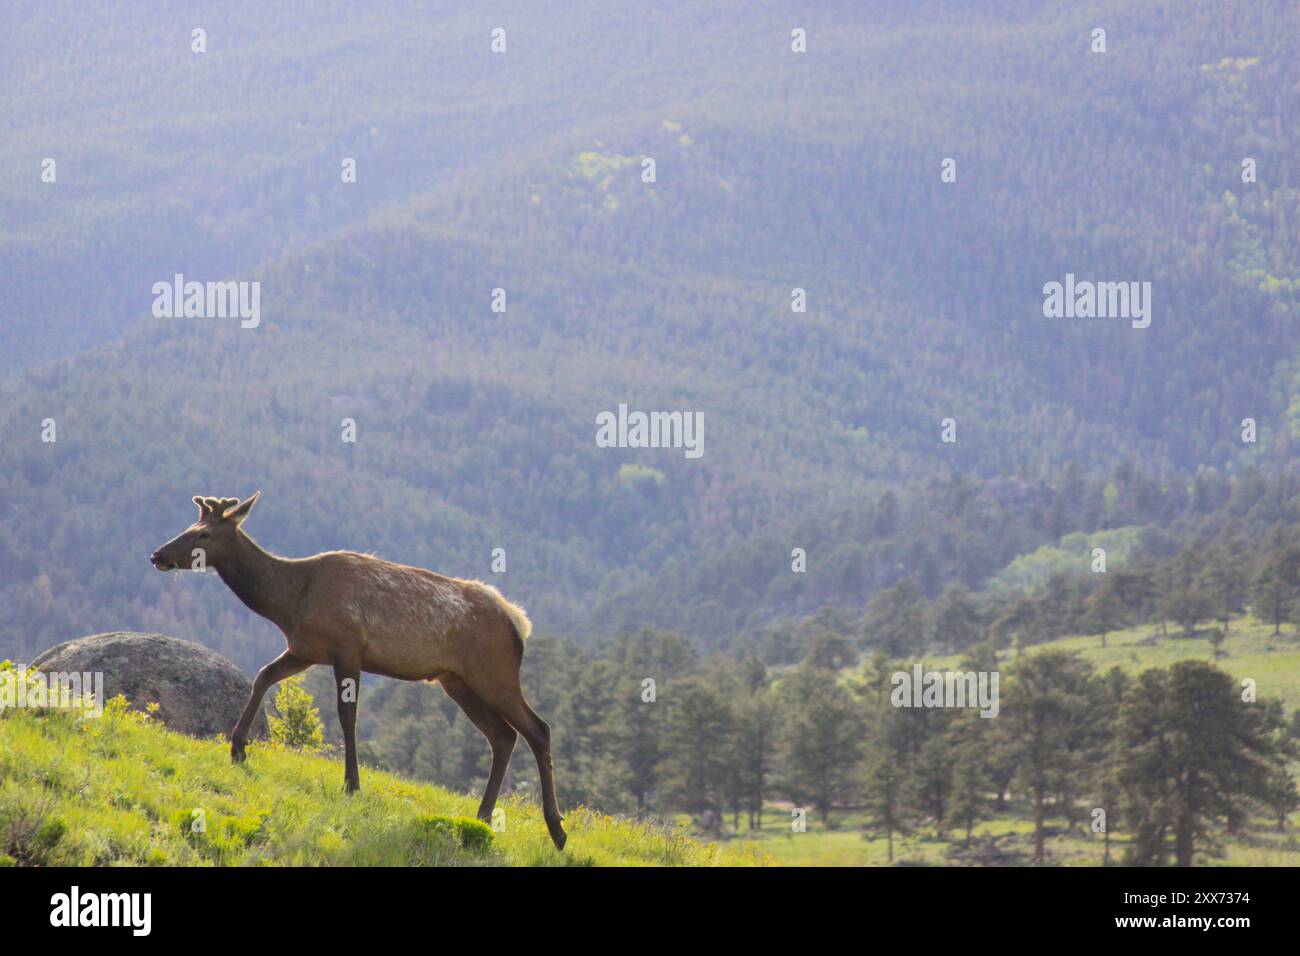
[0,703,756,867]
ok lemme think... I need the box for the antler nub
[193,496,237,520]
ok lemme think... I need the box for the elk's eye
[196,531,211,540]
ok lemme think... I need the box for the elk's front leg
[333,655,362,793]
[232,650,310,762]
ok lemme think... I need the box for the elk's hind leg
[441,674,518,823]
[469,680,566,851]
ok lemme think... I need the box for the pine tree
[994,651,1102,864]
[907,730,955,837]
[1195,537,1248,633]
[775,665,863,825]
[552,659,634,810]
[1252,527,1300,636]
[1083,580,1126,647]
[928,582,982,651]
[657,678,736,831]
[861,579,925,655]
[734,689,777,830]
[1116,661,1287,865]
[946,728,992,847]
[1162,542,1214,637]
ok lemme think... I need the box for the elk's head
[150,492,260,571]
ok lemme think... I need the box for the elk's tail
[478,582,532,645]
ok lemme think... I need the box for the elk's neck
[214,533,302,627]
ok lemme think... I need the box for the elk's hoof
[344,778,361,794]
[231,741,247,764]
[549,824,567,851]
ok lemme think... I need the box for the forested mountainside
[2,1,1299,674]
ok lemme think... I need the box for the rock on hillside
[29,632,266,739]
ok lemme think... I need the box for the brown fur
[150,492,565,850]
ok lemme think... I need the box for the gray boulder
[29,632,266,739]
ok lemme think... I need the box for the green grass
[723,804,1300,867]
[0,700,762,867]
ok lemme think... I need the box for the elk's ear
[223,491,261,525]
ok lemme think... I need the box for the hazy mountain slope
[2,1,1299,672]
[1,0,812,369]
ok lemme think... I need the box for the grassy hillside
[0,701,760,867]
[926,613,1300,709]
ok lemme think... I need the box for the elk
[149,492,565,850]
